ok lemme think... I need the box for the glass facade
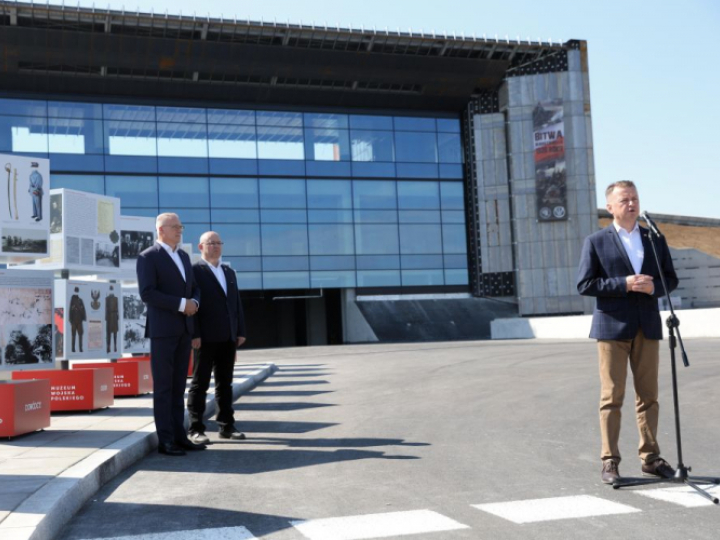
[0,97,469,290]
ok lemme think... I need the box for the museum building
[0,1,597,347]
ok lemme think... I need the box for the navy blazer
[577,224,678,340]
[192,259,246,343]
[136,243,201,338]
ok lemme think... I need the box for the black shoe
[601,460,620,484]
[158,442,185,456]
[219,430,246,440]
[642,458,675,478]
[176,438,206,451]
[189,431,210,445]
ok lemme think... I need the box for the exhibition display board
[0,379,51,438]
[34,189,121,273]
[121,286,149,354]
[55,279,122,360]
[13,367,114,412]
[119,214,155,276]
[0,269,54,372]
[0,153,50,263]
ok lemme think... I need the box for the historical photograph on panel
[0,269,54,371]
[0,154,50,261]
[105,284,120,354]
[122,287,149,353]
[54,307,64,359]
[95,241,120,268]
[50,193,62,234]
[2,228,48,254]
[64,280,111,359]
[121,231,153,262]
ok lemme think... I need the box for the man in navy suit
[137,213,204,456]
[577,181,678,484]
[187,231,247,444]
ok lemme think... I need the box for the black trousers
[150,333,192,446]
[187,340,237,434]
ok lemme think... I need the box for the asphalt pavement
[49,338,720,540]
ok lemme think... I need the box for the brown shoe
[642,458,675,478]
[601,460,620,484]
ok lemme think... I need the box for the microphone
[641,211,662,236]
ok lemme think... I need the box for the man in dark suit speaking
[577,180,678,484]
[137,212,204,456]
[187,231,247,444]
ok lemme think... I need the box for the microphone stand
[612,219,720,503]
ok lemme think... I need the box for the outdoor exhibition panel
[0,269,54,372]
[121,286,149,355]
[33,188,121,274]
[0,153,50,263]
[0,379,51,438]
[72,360,152,396]
[13,366,113,412]
[55,279,122,361]
[119,214,155,275]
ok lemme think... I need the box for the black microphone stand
[612,219,720,503]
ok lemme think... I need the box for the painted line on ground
[633,484,720,508]
[291,509,469,540]
[472,495,641,524]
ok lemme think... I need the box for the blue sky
[48,0,720,218]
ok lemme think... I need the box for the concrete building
[0,1,598,346]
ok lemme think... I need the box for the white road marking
[78,526,256,540]
[291,509,469,540]
[472,495,641,524]
[633,484,720,507]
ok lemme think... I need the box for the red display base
[73,361,153,396]
[120,353,194,377]
[0,379,51,438]
[13,368,114,412]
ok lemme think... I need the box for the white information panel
[35,189,121,274]
[55,279,122,360]
[0,269,54,372]
[121,286,149,354]
[119,215,156,281]
[0,154,50,263]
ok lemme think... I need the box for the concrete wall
[671,248,720,309]
[471,113,514,274]
[499,48,596,316]
[491,308,720,339]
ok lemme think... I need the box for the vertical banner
[0,269,54,372]
[0,154,50,261]
[533,100,568,221]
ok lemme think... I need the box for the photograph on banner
[29,189,121,273]
[533,100,568,222]
[55,279,122,360]
[0,269,54,372]
[0,154,50,262]
[119,215,155,272]
[122,286,149,354]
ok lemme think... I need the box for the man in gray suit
[577,180,678,484]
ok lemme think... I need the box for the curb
[0,363,277,540]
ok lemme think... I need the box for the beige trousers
[598,329,661,464]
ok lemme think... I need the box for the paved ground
[55,338,720,540]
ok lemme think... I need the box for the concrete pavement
[0,362,277,540]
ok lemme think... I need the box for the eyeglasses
[203,241,224,246]
[163,225,185,231]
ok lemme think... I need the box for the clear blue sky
[51,0,720,218]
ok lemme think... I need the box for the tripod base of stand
[613,467,720,504]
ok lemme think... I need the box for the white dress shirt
[157,240,190,312]
[614,221,644,274]
[204,257,227,295]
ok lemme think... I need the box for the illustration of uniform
[105,286,119,353]
[69,287,86,353]
[29,170,43,221]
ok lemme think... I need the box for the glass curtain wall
[0,97,468,289]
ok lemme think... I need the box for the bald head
[199,230,223,266]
